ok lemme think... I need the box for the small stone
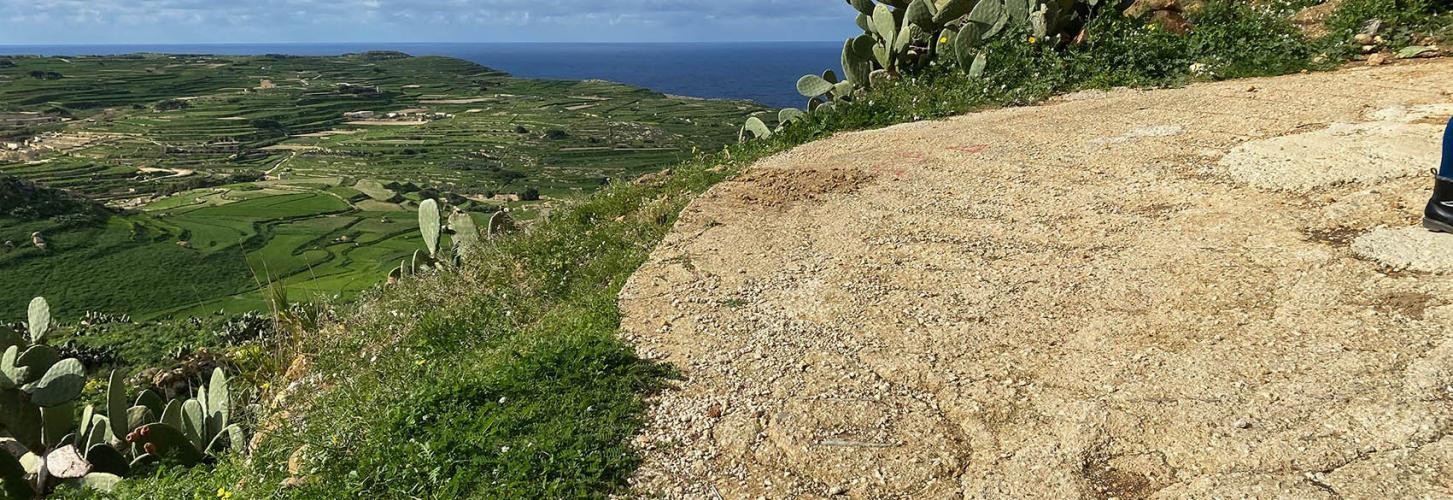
[1233,419,1251,429]
[1367,53,1387,66]
[706,404,723,418]
[1354,33,1372,44]
[830,485,848,495]
[1359,19,1382,37]
[287,444,313,476]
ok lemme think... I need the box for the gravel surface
[620,59,1453,499]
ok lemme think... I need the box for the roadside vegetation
[3,0,1451,497]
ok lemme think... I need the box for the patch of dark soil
[1305,226,1362,246]
[1366,291,1436,319]
[731,168,876,210]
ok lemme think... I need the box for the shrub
[154,99,190,112]
[1323,0,1453,55]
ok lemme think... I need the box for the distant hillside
[0,171,109,222]
[0,52,765,318]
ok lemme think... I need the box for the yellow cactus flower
[939,36,950,45]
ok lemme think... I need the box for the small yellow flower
[939,36,950,45]
[217,487,233,499]
[1028,36,1038,44]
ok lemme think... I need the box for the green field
[0,52,765,319]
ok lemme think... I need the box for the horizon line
[0,40,845,47]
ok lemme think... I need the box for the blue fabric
[1443,116,1453,178]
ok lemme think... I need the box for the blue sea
[0,42,843,109]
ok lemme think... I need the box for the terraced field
[0,52,764,318]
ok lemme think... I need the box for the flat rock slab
[1217,118,1445,192]
[1353,226,1453,272]
[621,60,1453,499]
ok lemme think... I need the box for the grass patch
[109,143,772,498]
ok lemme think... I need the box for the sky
[0,0,860,44]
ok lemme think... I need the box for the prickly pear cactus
[130,423,203,466]
[740,116,773,141]
[418,198,441,257]
[85,444,129,475]
[969,51,988,78]
[933,0,977,24]
[0,451,30,498]
[745,0,1115,143]
[967,0,1009,38]
[449,211,482,259]
[796,74,835,98]
[487,211,517,236]
[107,370,128,439]
[843,36,876,89]
[27,296,49,344]
[29,358,85,407]
[905,0,936,30]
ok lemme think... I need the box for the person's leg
[1427,116,1453,232]
[1442,116,1453,178]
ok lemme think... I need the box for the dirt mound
[620,60,1453,498]
[729,168,875,210]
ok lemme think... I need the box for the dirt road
[619,60,1453,498]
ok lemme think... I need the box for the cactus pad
[449,211,482,259]
[905,0,937,30]
[740,117,773,141]
[969,51,987,78]
[107,370,128,439]
[81,472,123,493]
[796,74,835,98]
[0,450,31,498]
[40,401,76,446]
[0,346,22,389]
[28,358,85,407]
[418,198,441,257]
[86,443,129,475]
[934,0,977,24]
[16,344,58,377]
[207,368,229,431]
[872,3,898,47]
[134,390,164,418]
[27,297,49,344]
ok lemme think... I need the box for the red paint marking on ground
[948,144,989,154]
[896,151,928,162]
